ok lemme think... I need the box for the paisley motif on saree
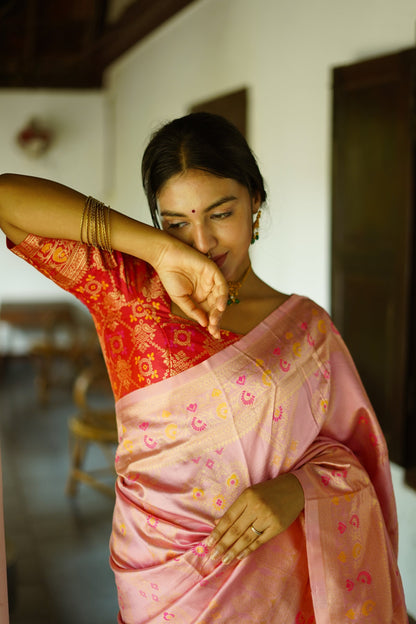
[110,296,407,624]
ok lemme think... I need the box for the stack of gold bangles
[80,196,112,252]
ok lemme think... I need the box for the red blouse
[9,235,241,401]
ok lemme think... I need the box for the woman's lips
[212,253,228,268]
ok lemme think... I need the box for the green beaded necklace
[227,264,251,305]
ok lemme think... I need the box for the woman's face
[156,169,260,282]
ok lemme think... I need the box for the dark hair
[141,112,267,227]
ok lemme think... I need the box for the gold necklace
[227,264,251,305]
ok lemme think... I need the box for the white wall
[0,90,108,304]
[104,1,416,614]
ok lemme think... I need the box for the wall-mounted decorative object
[16,118,53,157]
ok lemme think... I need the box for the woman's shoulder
[274,293,334,332]
[7,232,159,303]
[276,294,345,362]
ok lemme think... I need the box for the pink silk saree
[110,295,408,623]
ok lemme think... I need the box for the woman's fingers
[205,475,305,565]
[192,274,228,338]
[172,272,227,338]
[234,528,270,561]
[207,513,268,565]
[206,498,255,563]
[173,293,208,327]
[206,295,227,338]
[227,524,270,563]
[158,247,228,338]
[211,522,269,565]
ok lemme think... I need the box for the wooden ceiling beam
[0,0,196,88]
[89,0,196,73]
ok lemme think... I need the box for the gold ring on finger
[250,524,264,536]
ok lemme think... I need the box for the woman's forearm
[0,173,172,268]
[0,173,228,335]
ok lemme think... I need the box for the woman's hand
[153,238,228,339]
[206,473,305,564]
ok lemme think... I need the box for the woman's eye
[167,221,187,230]
[211,211,232,220]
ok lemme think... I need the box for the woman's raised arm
[0,174,228,336]
[0,173,164,260]
[0,173,87,245]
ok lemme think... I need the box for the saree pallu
[110,296,408,624]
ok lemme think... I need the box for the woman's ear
[251,190,261,214]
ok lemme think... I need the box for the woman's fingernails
[210,548,221,561]
[222,553,232,565]
[236,550,248,560]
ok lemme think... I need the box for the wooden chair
[66,359,118,498]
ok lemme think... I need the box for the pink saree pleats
[110,296,408,624]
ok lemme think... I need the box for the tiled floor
[0,357,119,624]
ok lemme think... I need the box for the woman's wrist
[110,215,177,269]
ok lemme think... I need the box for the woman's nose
[192,224,216,254]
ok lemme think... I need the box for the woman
[0,113,408,623]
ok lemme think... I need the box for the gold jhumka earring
[251,209,262,244]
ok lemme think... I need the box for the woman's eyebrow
[159,195,237,218]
